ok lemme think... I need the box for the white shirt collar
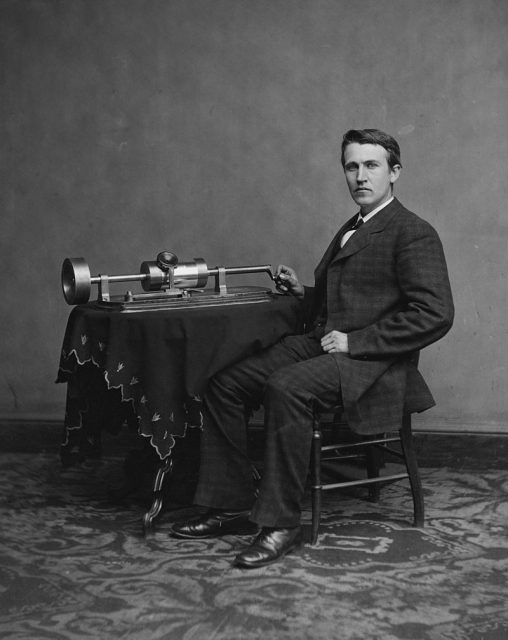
[358,196,394,224]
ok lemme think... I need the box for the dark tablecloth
[57,294,302,461]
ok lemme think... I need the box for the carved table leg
[142,456,173,534]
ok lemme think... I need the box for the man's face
[343,142,401,214]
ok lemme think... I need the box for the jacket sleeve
[347,223,454,359]
[300,285,317,330]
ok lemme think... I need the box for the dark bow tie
[349,216,364,231]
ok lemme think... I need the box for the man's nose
[357,165,366,182]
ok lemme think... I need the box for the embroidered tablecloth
[57,295,301,462]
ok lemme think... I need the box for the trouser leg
[193,369,258,510]
[194,334,324,510]
[250,353,343,528]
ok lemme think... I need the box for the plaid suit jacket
[308,198,454,434]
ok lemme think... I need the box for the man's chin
[352,194,372,206]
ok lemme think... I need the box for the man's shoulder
[390,199,440,236]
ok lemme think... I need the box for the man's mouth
[355,188,370,193]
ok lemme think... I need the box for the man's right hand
[274,264,305,298]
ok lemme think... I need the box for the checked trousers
[193,332,343,528]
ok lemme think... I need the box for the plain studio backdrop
[1,0,507,434]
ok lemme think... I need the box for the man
[171,128,454,568]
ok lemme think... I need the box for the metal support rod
[214,266,228,295]
[91,273,150,285]
[208,265,274,278]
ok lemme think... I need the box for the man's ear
[390,164,402,184]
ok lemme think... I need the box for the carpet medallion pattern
[0,452,507,639]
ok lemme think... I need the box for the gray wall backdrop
[1,0,507,433]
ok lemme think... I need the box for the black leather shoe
[170,509,257,539]
[233,526,302,568]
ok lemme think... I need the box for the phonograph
[61,251,280,311]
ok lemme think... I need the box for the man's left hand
[321,330,349,354]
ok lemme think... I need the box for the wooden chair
[310,408,424,544]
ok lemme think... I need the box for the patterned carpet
[0,429,508,640]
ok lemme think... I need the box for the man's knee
[207,368,237,399]
[207,361,260,406]
[265,367,300,401]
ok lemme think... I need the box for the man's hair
[340,129,402,169]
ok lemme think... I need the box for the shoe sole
[170,525,258,540]
[233,537,302,568]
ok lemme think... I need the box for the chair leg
[400,415,424,527]
[365,443,381,502]
[311,428,322,545]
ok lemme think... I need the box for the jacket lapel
[331,198,403,264]
[314,216,356,283]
